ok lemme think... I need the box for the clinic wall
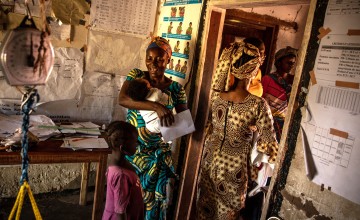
[0,1,184,198]
[279,132,360,220]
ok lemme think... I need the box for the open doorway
[221,9,298,76]
[175,1,313,219]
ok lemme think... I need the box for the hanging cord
[8,87,42,220]
[19,87,39,184]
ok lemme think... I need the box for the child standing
[102,121,144,220]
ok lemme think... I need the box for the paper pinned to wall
[89,0,157,37]
[324,0,360,34]
[77,71,124,124]
[0,47,83,103]
[14,0,52,17]
[86,30,147,75]
[36,47,84,102]
[302,0,360,204]
[301,109,360,204]
[51,0,89,25]
[111,75,128,121]
[49,20,71,41]
[0,71,22,100]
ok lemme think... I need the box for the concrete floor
[0,189,95,220]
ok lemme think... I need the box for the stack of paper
[61,138,108,151]
[37,122,102,136]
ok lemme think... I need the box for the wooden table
[0,140,111,220]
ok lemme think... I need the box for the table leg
[79,162,90,205]
[92,154,107,220]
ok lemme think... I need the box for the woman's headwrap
[147,36,172,59]
[212,41,261,92]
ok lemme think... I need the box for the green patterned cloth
[125,68,187,220]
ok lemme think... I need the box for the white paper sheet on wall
[89,0,157,37]
[302,0,360,204]
[301,110,360,204]
[36,47,84,102]
[14,0,52,17]
[0,70,23,100]
[85,30,147,75]
[77,71,124,124]
[49,20,71,41]
[0,48,83,103]
[313,35,360,84]
[112,75,128,121]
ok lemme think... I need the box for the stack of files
[61,137,109,151]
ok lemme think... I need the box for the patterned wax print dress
[197,93,278,220]
[125,68,187,220]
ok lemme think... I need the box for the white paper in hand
[160,109,195,142]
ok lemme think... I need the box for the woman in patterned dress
[118,37,187,220]
[196,40,278,220]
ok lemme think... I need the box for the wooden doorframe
[175,0,315,219]
[174,5,226,220]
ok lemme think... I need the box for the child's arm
[111,173,133,219]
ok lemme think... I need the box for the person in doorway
[126,78,171,134]
[262,46,297,142]
[118,36,188,220]
[102,121,144,220]
[196,40,278,220]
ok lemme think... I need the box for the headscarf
[147,36,172,59]
[212,41,261,92]
[275,46,297,63]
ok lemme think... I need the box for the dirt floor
[0,189,95,220]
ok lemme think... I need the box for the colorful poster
[157,0,203,85]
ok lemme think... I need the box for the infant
[127,78,171,133]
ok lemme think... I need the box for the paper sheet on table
[59,122,101,136]
[62,138,108,150]
[160,110,195,142]
[0,114,22,138]
[29,115,61,141]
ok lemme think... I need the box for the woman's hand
[154,102,175,127]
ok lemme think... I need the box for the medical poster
[157,0,203,85]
